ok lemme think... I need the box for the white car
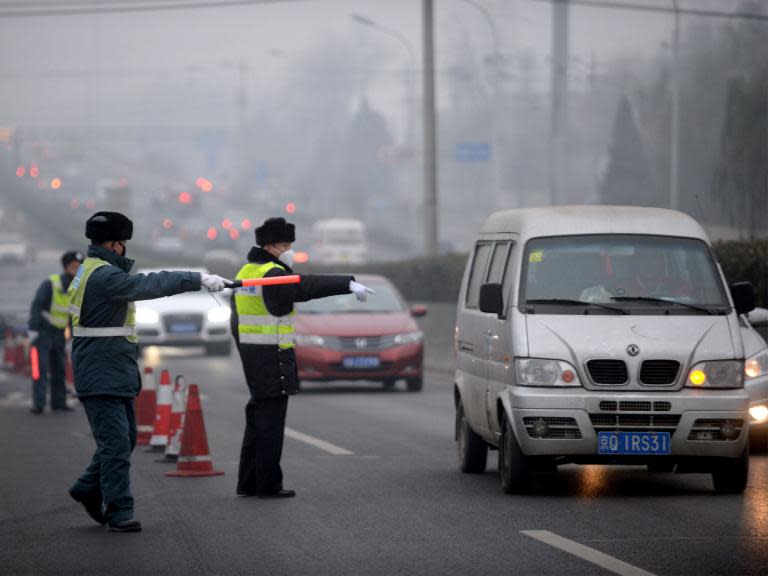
[0,233,28,263]
[134,268,232,356]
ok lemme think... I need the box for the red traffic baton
[30,345,40,381]
[228,275,301,288]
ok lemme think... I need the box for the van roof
[480,205,709,241]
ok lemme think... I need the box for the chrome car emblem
[355,338,368,349]
[627,344,640,357]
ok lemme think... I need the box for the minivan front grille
[599,401,672,412]
[590,413,681,433]
[640,360,681,385]
[587,360,628,385]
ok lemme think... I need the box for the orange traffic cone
[148,369,172,452]
[157,375,187,463]
[166,384,224,477]
[135,367,157,446]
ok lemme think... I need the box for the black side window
[466,243,493,308]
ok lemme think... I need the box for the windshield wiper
[525,298,628,314]
[610,296,716,314]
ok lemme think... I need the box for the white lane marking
[285,427,354,456]
[521,530,657,576]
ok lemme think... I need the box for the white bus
[311,219,368,265]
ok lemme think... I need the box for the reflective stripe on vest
[44,274,70,330]
[68,257,138,342]
[234,261,295,349]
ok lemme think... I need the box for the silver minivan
[454,206,759,494]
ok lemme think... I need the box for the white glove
[349,280,375,302]
[27,330,39,342]
[201,273,228,292]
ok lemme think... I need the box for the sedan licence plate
[598,431,671,455]
[169,322,198,334]
[342,356,381,369]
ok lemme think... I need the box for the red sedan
[294,275,426,392]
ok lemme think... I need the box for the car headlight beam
[745,349,768,381]
[393,331,423,345]
[750,405,768,424]
[295,334,325,347]
[135,308,159,324]
[207,306,231,323]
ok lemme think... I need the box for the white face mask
[278,249,295,267]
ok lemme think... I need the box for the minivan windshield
[521,235,729,313]
[296,280,404,314]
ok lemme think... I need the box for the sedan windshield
[296,281,404,314]
[521,235,729,312]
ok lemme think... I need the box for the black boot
[68,488,105,525]
[108,520,142,533]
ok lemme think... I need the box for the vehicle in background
[134,268,232,356]
[294,274,425,391]
[0,233,29,263]
[455,206,755,494]
[744,307,768,451]
[153,234,184,255]
[311,218,367,265]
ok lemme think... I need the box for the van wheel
[499,413,532,494]
[456,401,487,473]
[712,447,749,494]
[406,376,423,392]
[647,461,676,473]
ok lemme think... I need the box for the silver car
[454,206,754,494]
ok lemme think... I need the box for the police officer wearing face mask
[67,211,228,532]
[27,250,84,414]
[232,217,373,498]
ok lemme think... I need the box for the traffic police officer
[28,250,84,414]
[67,211,228,532]
[232,217,373,498]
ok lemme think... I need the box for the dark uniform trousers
[32,331,67,411]
[70,396,136,524]
[237,394,289,494]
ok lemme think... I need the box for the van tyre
[712,447,749,494]
[456,401,487,473]
[406,376,423,392]
[499,413,532,494]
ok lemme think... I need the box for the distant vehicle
[311,219,367,265]
[154,234,184,255]
[455,206,756,494]
[744,307,768,450]
[0,233,28,263]
[294,274,425,391]
[134,268,231,356]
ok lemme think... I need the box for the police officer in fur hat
[232,217,373,498]
[67,211,228,532]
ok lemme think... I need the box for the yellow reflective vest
[234,261,295,349]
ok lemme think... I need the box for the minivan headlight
[393,331,423,345]
[745,349,768,381]
[686,360,744,389]
[515,358,581,387]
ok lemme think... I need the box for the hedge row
[302,240,768,306]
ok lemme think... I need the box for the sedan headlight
[686,360,744,389]
[294,334,325,347]
[207,306,231,323]
[515,358,581,387]
[135,308,159,324]
[745,349,768,381]
[393,331,423,345]
[750,405,768,424]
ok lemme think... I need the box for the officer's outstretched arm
[262,268,354,316]
[102,268,202,302]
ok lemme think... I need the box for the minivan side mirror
[410,304,428,318]
[479,283,504,317]
[730,282,756,315]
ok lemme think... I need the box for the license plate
[342,356,381,369]
[598,432,671,455]
[169,322,198,334]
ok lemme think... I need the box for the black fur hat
[85,211,133,242]
[255,217,295,246]
[61,250,85,267]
